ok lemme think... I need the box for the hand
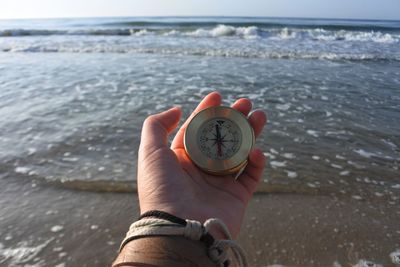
[137,91,267,238]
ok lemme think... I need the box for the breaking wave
[1,25,399,43]
[98,19,400,32]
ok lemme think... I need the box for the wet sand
[0,176,399,267]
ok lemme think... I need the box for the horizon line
[1,15,399,22]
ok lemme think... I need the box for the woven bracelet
[118,210,247,267]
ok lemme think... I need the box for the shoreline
[23,172,400,205]
[1,176,399,267]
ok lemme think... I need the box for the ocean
[0,16,399,199]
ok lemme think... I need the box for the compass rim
[184,106,254,174]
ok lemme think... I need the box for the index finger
[171,91,222,150]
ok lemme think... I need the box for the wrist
[115,211,248,267]
[113,236,217,267]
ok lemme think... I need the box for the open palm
[137,92,267,238]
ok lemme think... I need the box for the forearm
[112,236,217,267]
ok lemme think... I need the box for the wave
[2,45,399,62]
[98,19,400,32]
[271,27,399,43]
[0,28,135,37]
[1,25,399,44]
[47,178,326,195]
[11,173,396,202]
[0,26,261,38]
[49,178,135,193]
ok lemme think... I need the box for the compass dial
[184,106,254,176]
[198,118,242,160]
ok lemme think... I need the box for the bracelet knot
[184,219,204,240]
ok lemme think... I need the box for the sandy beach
[1,175,398,267]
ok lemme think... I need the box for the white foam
[312,155,320,160]
[0,239,53,266]
[27,148,36,155]
[340,170,350,176]
[390,249,400,264]
[3,43,399,62]
[98,166,105,172]
[62,157,79,162]
[45,210,59,215]
[347,160,366,169]
[269,148,279,154]
[58,252,67,258]
[282,153,295,159]
[163,30,180,36]
[331,164,343,169]
[365,177,373,183]
[133,29,151,36]
[90,224,99,230]
[236,26,259,39]
[310,29,399,44]
[335,154,346,160]
[270,161,287,168]
[186,24,259,38]
[354,149,377,158]
[276,103,291,111]
[326,130,351,136]
[278,28,297,39]
[263,152,276,160]
[307,183,317,188]
[211,25,236,37]
[381,139,397,149]
[51,225,64,233]
[187,28,209,37]
[15,166,31,174]
[285,170,298,178]
[392,184,400,189]
[352,259,383,267]
[307,130,319,137]
[344,31,397,44]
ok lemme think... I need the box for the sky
[1,0,399,20]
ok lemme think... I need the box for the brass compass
[184,106,254,177]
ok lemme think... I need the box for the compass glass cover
[197,117,242,160]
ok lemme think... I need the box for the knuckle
[143,115,158,126]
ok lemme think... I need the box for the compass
[184,106,254,176]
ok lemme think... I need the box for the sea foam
[0,239,53,266]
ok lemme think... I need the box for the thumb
[140,107,182,152]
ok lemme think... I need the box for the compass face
[184,106,254,175]
[197,118,242,160]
